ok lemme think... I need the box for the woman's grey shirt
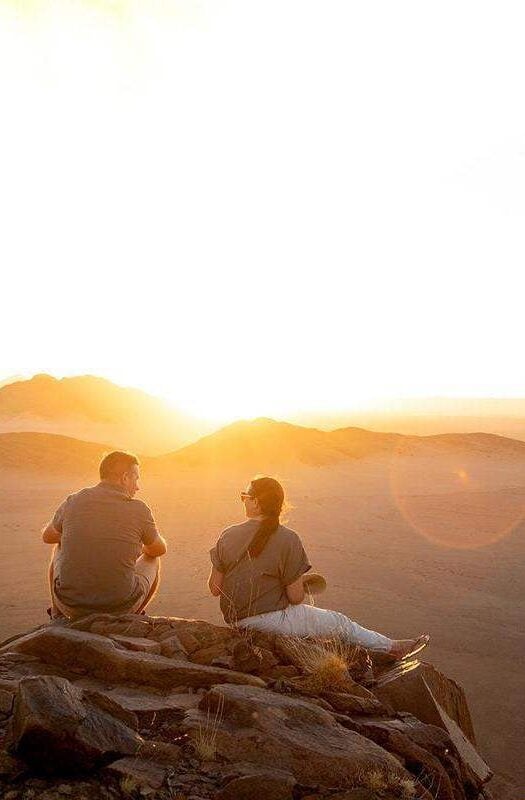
[210,519,311,625]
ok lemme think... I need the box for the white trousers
[237,603,393,652]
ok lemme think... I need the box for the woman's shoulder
[275,523,302,543]
[219,519,258,539]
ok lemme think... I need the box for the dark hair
[99,451,139,481]
[247,476,285,558]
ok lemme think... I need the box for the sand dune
[0,374,207,454]
[155,416,525,470]
[0,432,111,474]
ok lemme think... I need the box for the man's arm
[208,566,224,596]
[142,533,167,558]
[42,522,62,545]
[43,497,68,544]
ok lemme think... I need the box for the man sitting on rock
[42,451,167,620]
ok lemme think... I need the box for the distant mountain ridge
[159,417,525,470]
[4,417,524,477]
[0,374,209,455]
[292,399,525,442]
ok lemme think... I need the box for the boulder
[431,703,492,788]
[109,636,161,655]
[182,683,411,788]
[139,739,183,765]
[217,768,295,800]
[321,692,389,716]
[376,671,491,786]
[71,615,153,640]
[80,689,139,730]
[254,648,280,675]
[105,756,168,790]
[191,643,234,666]
[6,675,143,773]
[0,750,27,780]
[73,678,201,723]
[266,665,300,679]
[0,652,72,683]
[212,655,235,669]
[230,641,279,675]
[69,614,188,657]
[10,627,266,690]
[0,688,14,714]
[159,635,188,659]
[375,663,476,744]
[341,714,482,800]
[231,640,263,674]
[168,618,240,652]
[89,618,139,637]
[291,673,380,701]
[172,629,200,654]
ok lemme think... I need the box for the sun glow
[2,2,525,420]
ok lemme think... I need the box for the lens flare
[388,438,525,549]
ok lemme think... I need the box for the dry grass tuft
[193,691,225,762]
[120,776,139,797]
[363,768,389,791]
[356,768,418,798]
[284,634,358,691]
[398,777,417,798]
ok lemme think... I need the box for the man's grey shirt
[51,481,159,611]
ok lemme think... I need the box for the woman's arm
[208,566,224,596]
[285,575,306,604]
[282,531,311,604]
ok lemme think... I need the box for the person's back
[54,482,158,611]
[211,517,310,624]
[42,450,167,619]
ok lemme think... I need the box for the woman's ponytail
[246,477,285,558]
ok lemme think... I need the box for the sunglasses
[240,492,255,502]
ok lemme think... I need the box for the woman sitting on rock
[208,476,429,660]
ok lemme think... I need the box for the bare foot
[388,633,430,660]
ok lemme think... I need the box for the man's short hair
[99,451,139,481]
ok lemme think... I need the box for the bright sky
[1,1,525,421]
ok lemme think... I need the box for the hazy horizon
[5,371,525,427]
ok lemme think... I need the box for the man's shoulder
[63,486,96,503]
[127,497,153,516]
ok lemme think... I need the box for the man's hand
[142,533,167,558]
[42,523,62,544]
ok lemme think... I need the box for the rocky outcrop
[375,664,476,744]
[6,675,143,773]
[183,683,408,786]
[8,626,266,689]
[0,615,494,800]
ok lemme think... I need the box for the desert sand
[0,424,523,791]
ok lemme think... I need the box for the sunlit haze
[2,1,525,421]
